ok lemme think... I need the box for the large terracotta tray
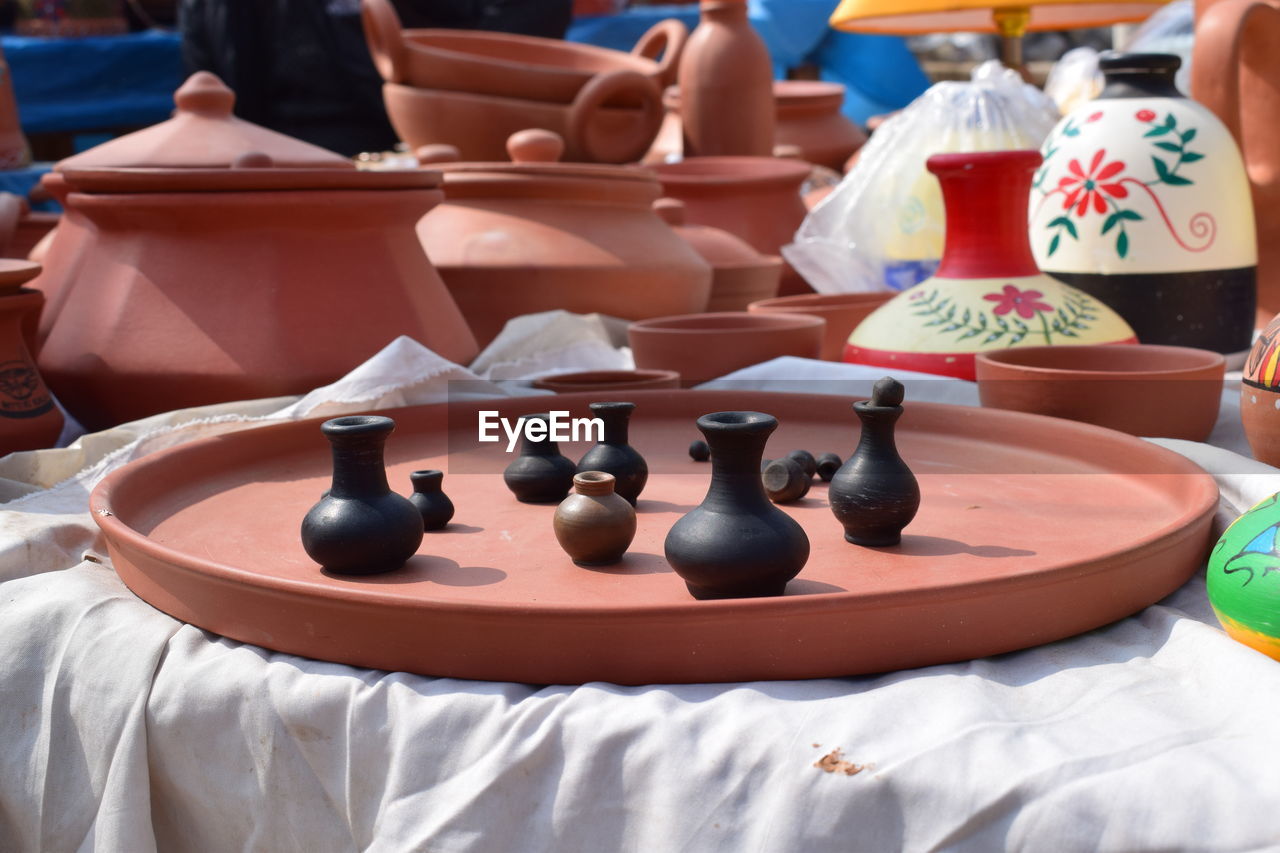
[91,391,1218,685]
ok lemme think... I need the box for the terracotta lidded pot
[748,291,893,361]
[34,72,478,431]
[677,0,774,158]
[553,471,637,567]
[1030,53,1256,356]
[417,130,711,348]
[0,260,61,454]
[846,151,1137,381]
[653,197,781,311]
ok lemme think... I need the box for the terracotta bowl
[748,291,893,361]
[975,344,1226,441]
[383,81,663,164]
[363,0,684,100]
[629,312,824,387]
[531,369,681,394]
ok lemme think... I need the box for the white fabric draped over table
[3,340,1280,852]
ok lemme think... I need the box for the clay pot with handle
[1192,0,1280,320]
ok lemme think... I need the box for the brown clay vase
[677,0,774,158]
[417,130,711,348]
[748,291,893,361]
[0,261,62,454]
[553,471,637,566]
[34,73,478,431]
[1192,0,1280,319]
[0,46,30,170]
[362,0,686,99]
[653,197,781,312]
[653,156,812,296]
[629,311,824,386]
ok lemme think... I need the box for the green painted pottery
[1208,492,1280,660]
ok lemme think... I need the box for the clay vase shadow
[784,578,847,595]
[636,499,697,513]
[324,553,507,587]
[896,535,1036,559]
[576,550,673,575]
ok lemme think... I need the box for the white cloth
[4,343,1280,852]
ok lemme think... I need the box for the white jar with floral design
[1029,52,1256,356]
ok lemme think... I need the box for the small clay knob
[233,151,274,169]
[816,452,842,482]
[871,376,905,407]
[654,197,687,226]
[415,144,461,166]
[763,458,810,504]
[689,439,709,461]
[174,71,236,116]
[787,450,817,479]
[507,129,565,164]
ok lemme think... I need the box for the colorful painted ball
[1207,492,1280,660]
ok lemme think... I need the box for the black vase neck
[590,401,634,446]
[854,402,903,454]
[322,416,393,499]
[1098,52,1182,100]
[411,469,443,494]
[519,414,563,457]
[699,411,775,512]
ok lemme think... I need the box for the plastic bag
[1123,0,1194,94]
[1043,46,1103,114]
[783,61,1061,294]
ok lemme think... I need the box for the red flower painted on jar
[1058,149,1128,216]
[1136,109,1156,122]
[984,285,1053,320]
[1086,111,1103,123]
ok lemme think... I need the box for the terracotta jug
[35,73,478,431]
[1192,0,1280,320]
[1031,53,1256,356]
[677,0,775,158]
[846,151,1137,380]
[0,261,61,454]
[417,130,711,347]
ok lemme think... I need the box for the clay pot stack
[363,0,684,164]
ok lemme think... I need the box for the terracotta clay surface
[362,0,684,99]
[0,271,61,454]
[419,131,711,347]
[532,369,681,394]
[976,344,1226,441]
[653,156,811,295]
[629,312,824,386]
[1192,0,1280,314]
[749,291,893,361]
[92,390,1219,684]
[653,197,781,311]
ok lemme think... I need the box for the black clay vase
[410,469,455,530]
[503,413,577,504]
[828,378,920,546]
[576,401,648,505]
[664,411,810,599]
[301,415,424,575]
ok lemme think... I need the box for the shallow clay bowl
[629,312,824,387]
[532,369,681,394]
[748,291,894,361]
[975,344,1225,441]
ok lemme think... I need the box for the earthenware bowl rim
[976,344,1226,378]
[630,311,825,335]
[748,290,892,312]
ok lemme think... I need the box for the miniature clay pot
[677,0,774,158]
[576,401,648,505]
[762,456,810,504]
[846,151,1137,381]
[653,197,781,311]
[0,262,62,454]
[301,416,424,576]
[553,471,637,566]
[1240,311,1280,464]
[409,469,455,531]
[1031,53,1257,355]
[1207,491,1280,659]
[503,413,578,504]
[976,344,1226,441]
[664,410,809,599]
[748,291,893,361]
[652,156,812,295]
[33,73,477,431]
[382,75,664,165]
[362,0,685,98]
[417,130,711,347]
[1192,0,1280,317]
[532,369,681,394]
[629,311,824,387]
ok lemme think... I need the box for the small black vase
[828,378,920,546]
[576,401,648,505]
[409,469,455,530]
[503,413,577,504]
[664,411,810,599]
[301,415,424,575]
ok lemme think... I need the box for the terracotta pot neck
[573,471,617,496]
[701,1,748,21]
[929,150,1042,280]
